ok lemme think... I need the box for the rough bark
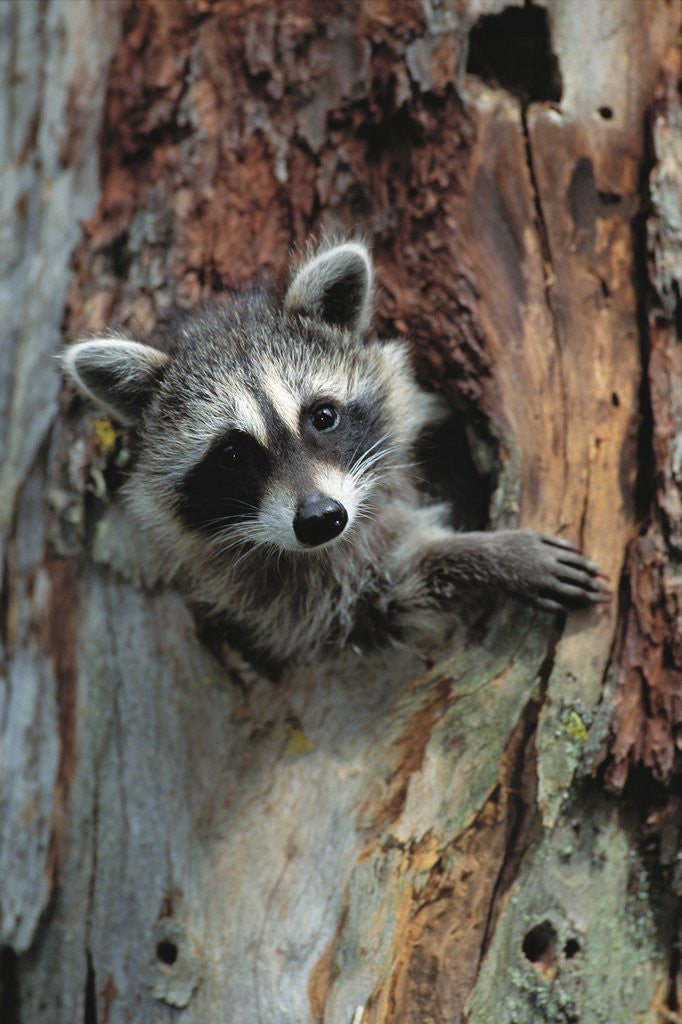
[1,2,680,1023]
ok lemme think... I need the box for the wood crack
[519,103,570,498]
[474,618,562,974]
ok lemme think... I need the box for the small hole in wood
[564,938,581,958]
[598,105,613,119]
[522,920,558,976]
[611,392,620,407]
[156,940,178,966]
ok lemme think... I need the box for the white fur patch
[258,487,300,550]
[231,386,268,446]
[261,362,300,434]
[304,374,351,405]
[312,463,360,533]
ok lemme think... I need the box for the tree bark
[1,1,680,1023]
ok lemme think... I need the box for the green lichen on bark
[467,800,670,1024]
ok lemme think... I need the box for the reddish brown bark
[600,46,682,794]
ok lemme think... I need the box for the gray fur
[63,240,607,665]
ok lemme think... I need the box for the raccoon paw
[499,531,610,613]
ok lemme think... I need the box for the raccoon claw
[535,595,566,613]
[497,531,610,612]
[530,536,610,611]
[557,553,601,576]
[540,534,581,551]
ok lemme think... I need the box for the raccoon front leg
[388,528,608,632]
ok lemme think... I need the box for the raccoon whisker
[357,441,401,467]
[193,519,255,539]
[353,502,376,516]
[231,545,263,570]
[352,431,391,459]
[357,452,401,475]
[346,434,370,471]
[210,521,269,553]
[353,432,392,464]
[353,510,377,525]
[228,525,272,547]
[355,445,397,473]
[379,461,420,473]
[348,433,393,473]
[196,514,259,532]
[175,500,264,535]
[224,532,281,569]
[364,452,417,478]
[350,448,401,484]
[350,441,399,479]
[211,537,256,560]
[179,499,261,524]
[179,497,262,511]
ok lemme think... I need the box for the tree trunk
[1,1,680,1022]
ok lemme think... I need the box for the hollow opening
[416,412,493,531]
[522,920,558,976]
[564,938,581,959]
[156,940,178,966]
[598,105,614,119]
[466,4,562,103]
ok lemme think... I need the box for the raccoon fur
[62,240,607,664]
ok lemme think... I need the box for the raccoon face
[63,241,437,558]
[172,377,386,552]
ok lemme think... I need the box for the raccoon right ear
[284,241,373,333]
[61,338,169,425]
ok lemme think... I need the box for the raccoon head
[63,241,439,563]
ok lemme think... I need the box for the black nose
[293,492,348,546]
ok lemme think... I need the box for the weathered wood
[0,0,121,966]
[1,2,680,1023]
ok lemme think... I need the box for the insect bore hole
[156,939,178,966]
[522,920,558,973]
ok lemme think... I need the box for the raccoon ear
[284,241,373,333]
[61,338,169,425]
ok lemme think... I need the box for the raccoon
[62,240,607,664]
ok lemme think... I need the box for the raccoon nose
[294,492,348,546]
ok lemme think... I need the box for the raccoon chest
[220,556,381,660]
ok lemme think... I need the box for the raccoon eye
[310,404,340,432]
[218,432,249,470]
[221,444,240,467]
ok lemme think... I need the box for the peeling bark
[600,44,682,795]
[1,2,680,1023]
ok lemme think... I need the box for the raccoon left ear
[284,241,373,333]
[61,337,169,425]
